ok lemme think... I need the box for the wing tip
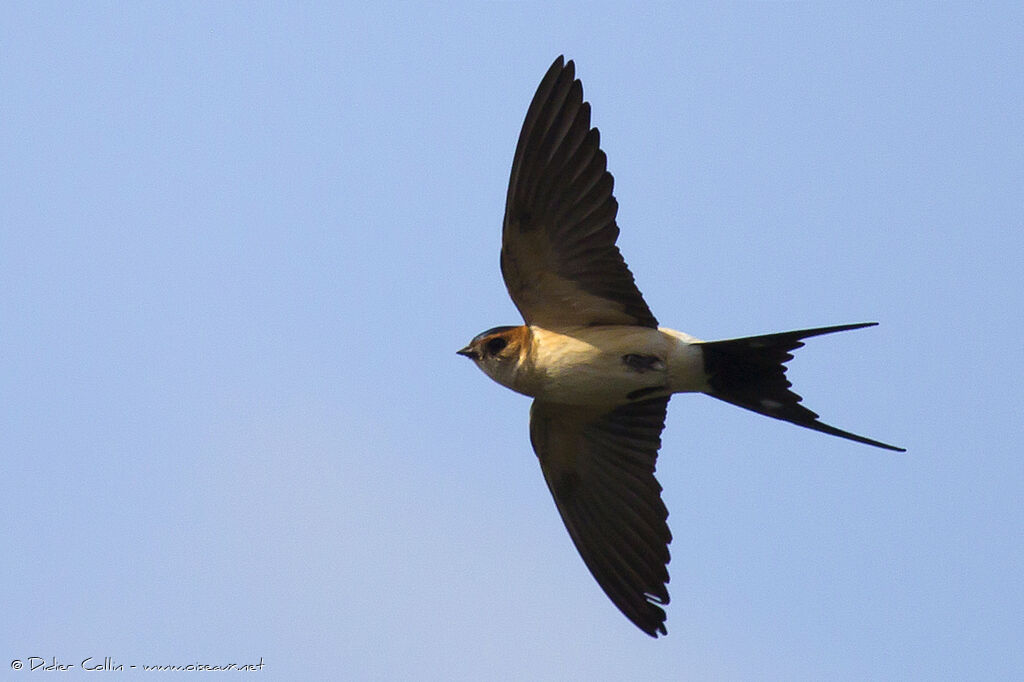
[548,54,570,76]
[635,606,668,638]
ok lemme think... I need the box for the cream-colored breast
[518,325,706,405]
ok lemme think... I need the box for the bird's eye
[485,337,508,355]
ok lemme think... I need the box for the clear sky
[3,3,1022,680]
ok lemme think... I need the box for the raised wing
[501,56,658,330]
[529,397,672,636]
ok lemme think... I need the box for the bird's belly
[527,326,690,405]
[539,361,663,404]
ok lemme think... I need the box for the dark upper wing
[529,397,672,637]
[501,56,658,330]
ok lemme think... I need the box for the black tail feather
[699,323,905,452]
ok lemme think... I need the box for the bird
[457,55,904,638]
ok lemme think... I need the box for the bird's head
[457,325,529,385]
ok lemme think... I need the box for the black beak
[456,345,479,360]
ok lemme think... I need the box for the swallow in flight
[458,56,904,638]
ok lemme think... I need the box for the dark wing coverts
[501,56,657,329]
[529,397,672,637]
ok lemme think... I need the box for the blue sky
[2,3,1022,680]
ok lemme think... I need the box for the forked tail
[699,322,904,451]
